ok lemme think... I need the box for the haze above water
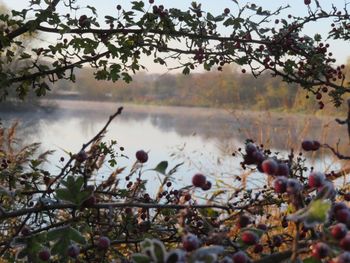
[1,100,347,193]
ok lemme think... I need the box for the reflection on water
[0,100,348,193]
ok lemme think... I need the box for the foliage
[0,0,349,106]
[1,1,350,263]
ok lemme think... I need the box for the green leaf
[68,227,86,245]
[153,161,168,175]
[305,199,331,226]
[287,199,331,227]
[131,1,145,12]
[182,67,190,75]
[153,239,166,262]
[55,188,75,204]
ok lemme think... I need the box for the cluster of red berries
[310,219,350,260]
[192,173,212,191]
[302,140,320,151]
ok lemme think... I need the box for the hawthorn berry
[252,150,265,163]
[232,251,248,263]
[302,140,320,151]
[241,230,259,245]
[136,150,148,163]
[304,0,311,5]
[308,172,326,188]
[276,162,289,176]
[341,235,350,251]
[224,8,230,15]
[273,176,287,193]
[78,15,90,28]
[286,178,302,194]
[192,173,207,188]
[38,248,51,261]
[343,193,350,202]
[97,236,111,250]
[272,235,283,247]
[312,242,329,259]
[76,150,88,163]
[336,209,350,224]
[67,244,80,258]
[254,244,263,253]
[331,223,348,240]
[201,180,212,191]
[237,214,251,228]
[261,158,278,175]
[245,143,257,155]
[182,233,200,251]
[334,252,350,263]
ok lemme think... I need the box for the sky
[1,0,349,73]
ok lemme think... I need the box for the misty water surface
[1,100,347,193]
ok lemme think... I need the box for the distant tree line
[48,60,349,114]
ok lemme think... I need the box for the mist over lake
[1,99,347,193]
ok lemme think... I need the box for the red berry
[336,209,350,224]
[334,252,350,263]
[97,236,110,250]
[67,244,80,258]
[237,215,251,228]
[308,172,326,188]
[254,244,263,253]
[192,173,207,188]
[224,8,230,14]
[241,231,259,245]
[76,150,88,163]
[38,248,51,261]
[201,180,212,191]
[302,140,320,151]
[334,203,348,213]
[252,151,265,163]
[149,0,154,3]
[136,150,148,163]
[272,235,283,247]
[311,140,321,151]
[304,0,311,5]
[182,233,200,251]
[312,242,329,259]
[78,15,90,28]
[345,193,350,201]
[331,223,348,239]
[341,235,350,251]
[261,159,278,175]
[276,162,289,176]
[286,178,302,194]
[245,143,257,155]
[232,251,248,263]
[273,176,287,194]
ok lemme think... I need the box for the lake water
[1,100,348,194]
